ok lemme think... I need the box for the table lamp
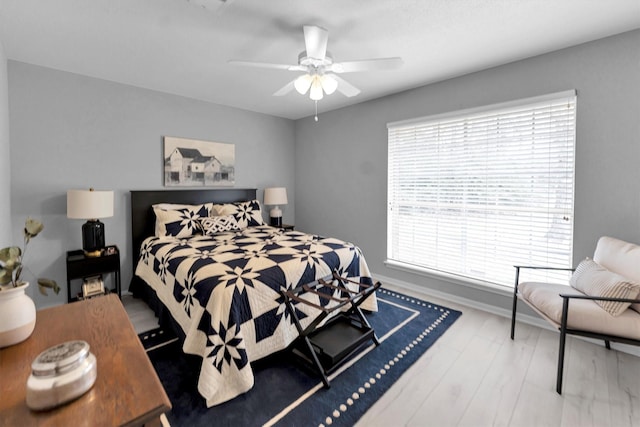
[67,188,114,257]
[264,187,288,227]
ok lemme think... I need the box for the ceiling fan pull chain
[315,100,319,122]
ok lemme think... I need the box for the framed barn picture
[163,136,235,187]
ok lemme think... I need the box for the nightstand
[276,224,294,231]
[66,246,121,303]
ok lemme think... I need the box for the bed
[129,188,378,407]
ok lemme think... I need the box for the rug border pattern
[312,288,455,427]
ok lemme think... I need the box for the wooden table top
[0,294,171,427]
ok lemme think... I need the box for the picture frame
[163,136,235,187]
[82,275,105,298]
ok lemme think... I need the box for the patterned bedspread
[135,225,377,406]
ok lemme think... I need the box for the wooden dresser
[0,294,171,426]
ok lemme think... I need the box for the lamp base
[82,220,105,257]
[270,216,283,227]
[83,249,103,258]
[269,206,283,227]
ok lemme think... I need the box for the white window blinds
[387,91,576,288]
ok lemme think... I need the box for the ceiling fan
[229,25,403,102]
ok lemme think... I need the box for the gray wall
[295,29,640,310]
[7,29,639,311]
[8,62,295,307]
[0,40,11,245]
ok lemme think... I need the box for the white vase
[0,282,36,348]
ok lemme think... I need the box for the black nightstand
[66,246,121,303]
[276,224,294,231]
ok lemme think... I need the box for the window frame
[386,90,577,290]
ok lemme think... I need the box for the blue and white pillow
[198,215,240,235]
[153,203,213,238]
[213,200,265,229]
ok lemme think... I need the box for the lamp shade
[264,187,288,206]
[320,74,338,95]
[294,74,313,95]
[309,77,324,101]
[67,189,114,219]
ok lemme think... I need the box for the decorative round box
[26,340,97,410]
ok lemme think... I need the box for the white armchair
[510,236,640,394]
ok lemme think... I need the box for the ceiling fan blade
[273,80,296,96]
[331,74,361,97]
[330,57,403,73]
[303,25,328,60]
[228,60,306,72]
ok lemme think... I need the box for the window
[387,91,576,288]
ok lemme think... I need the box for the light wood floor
[122,294,161,334]
[123,285,640,427]
[357,285,640,427]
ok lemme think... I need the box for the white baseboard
[372,272,640,358]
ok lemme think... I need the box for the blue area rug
[144,288,461,427]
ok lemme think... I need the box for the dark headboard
[130,188,257,276]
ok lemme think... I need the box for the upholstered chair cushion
[593,236,640,313]
[519,282,640,339]
[569,258,640,316]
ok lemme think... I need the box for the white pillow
[570,258,640,316]
[199,215,240,235]
[593,236,640,314]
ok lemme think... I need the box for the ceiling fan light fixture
[320,74,338,95]
[231,25,403,106]
[309,77,324,101]
[294,74,313,95]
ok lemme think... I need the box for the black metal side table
[66,246,121,303]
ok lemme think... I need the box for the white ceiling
[0,0,639,120]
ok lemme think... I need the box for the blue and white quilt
[135,225,377,407]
